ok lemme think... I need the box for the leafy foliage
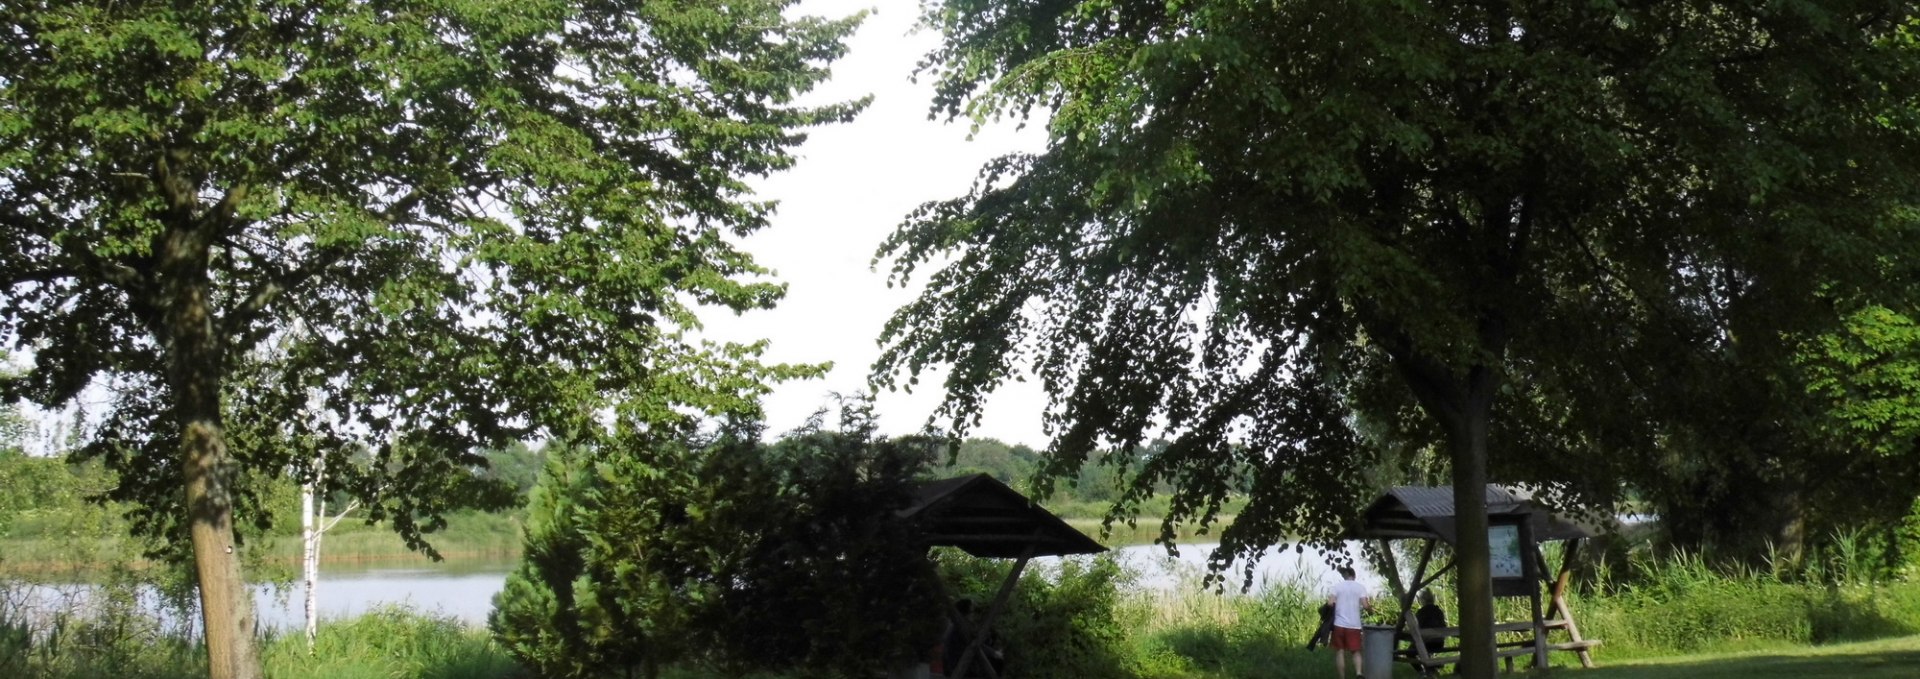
[0,0,860,558]
[1803,306,1920,457]
[883,4,1920,673]
[882,0,1920,578]
[939,551,1137,679]
[491,402,943,678]
[2,1,861,674]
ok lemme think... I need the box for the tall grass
[263,606,521,679]
[1119,568,1337,679]
[1,574,205,679]
[1,586,519,679]
[8,546,1920,679]
[1571,547,1920,660]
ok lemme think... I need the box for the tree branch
[1,267,81,289]
[221,249,346,337]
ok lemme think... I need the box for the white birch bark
[301,456,321,653]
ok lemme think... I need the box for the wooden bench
[1397,621,1602,674]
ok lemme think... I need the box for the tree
[876,2,1920,676]
[0,2,861,677]
[483,441,549,498]
[490,401,943,678]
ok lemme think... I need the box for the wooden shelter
[1349,485,1603,675]
[899,474,1106,679]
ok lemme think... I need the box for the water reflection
[256,542,1383,629]
[12,543,1389,631]
[256,560,518,629]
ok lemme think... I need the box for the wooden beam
[1529,549,1548,670]
[933,516,1038,526]
[1552,539,1595,668]
[950,536,1036,679]
[922,533,1061,544]
[1405,539,1439,664]
[1379,539,1408,605]
[1414,555,1456,593]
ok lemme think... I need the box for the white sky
[701,1,1057,448]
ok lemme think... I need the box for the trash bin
[1362,625,1397,679]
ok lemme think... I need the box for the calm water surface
[12,542,1386,631]
[256,542,1384,629]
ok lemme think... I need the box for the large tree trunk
[1393,351,1501,679]
[160,218,263,679]
[1447,365,1498,679]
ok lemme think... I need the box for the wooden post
[1405,539,1439,667]
[1377,540,1411,671]
[950,538,1036,679]
[1552,539,1595,668]
[1528,552,1547,670]
[1414,555,1456,594]
[1379,539,1409,611]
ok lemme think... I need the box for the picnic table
[1401,618,1602,674]
[1349,486,1608,675]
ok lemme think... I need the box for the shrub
[492,404,943,679]
[938,551,1136,679]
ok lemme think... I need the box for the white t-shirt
[1330,579,1369,629]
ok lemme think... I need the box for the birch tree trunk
[301,460,320,653]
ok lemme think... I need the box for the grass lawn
[1546,636,1920,679]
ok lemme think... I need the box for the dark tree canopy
[0,1,862,677]
[878,2,1920,675]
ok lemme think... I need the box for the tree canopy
[0,1,862,676]
[877,2,1920,675]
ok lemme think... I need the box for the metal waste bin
[1362,625,1396,679]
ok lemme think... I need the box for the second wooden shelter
[1347,485,1604,675]
[900,474,1106,679]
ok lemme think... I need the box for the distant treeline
[0,434,1195,571]
[463,436,1187,515]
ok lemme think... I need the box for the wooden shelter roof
[900,474,1106,559]
[1348,485,1604,543]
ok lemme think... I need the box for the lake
[251,541,1384,629]
[7,541,1387,632]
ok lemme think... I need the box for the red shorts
[1331,626,1362,651]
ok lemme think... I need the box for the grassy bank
[11,599,1913,679]
[1573,635,1920,679]
[9,545,1920,679]
[6,574,1920,679]
[1,603,519,679]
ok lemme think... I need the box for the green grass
[2,601,521,679]
[9,544,1920,679]
[1565,635,1920,679]
[262,606,522,679]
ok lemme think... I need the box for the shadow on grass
[1549,645,1920,679]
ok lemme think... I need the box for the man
[1328,566,1371,679]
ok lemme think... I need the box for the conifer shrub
[491,405,942,678]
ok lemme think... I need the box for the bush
[938,551,1137,679]
[491,405,943,679]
